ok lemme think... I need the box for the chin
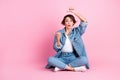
[66,26,73,29]
[69,26,73,28]
[68,27,72,29]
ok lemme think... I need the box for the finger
[69,7,74,10]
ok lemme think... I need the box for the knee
[80,56,88,64]
[48,57,55,64]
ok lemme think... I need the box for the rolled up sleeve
[77,21,88,35]
[55,42,63,49]
[53,34,63,52]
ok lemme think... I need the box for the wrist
[56,42,61,46]
[57,41,60,44]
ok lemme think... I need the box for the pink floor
[1,60,120,80]
[1,47,120,80]
[1,0,120,80]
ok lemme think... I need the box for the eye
[65,20,68,22]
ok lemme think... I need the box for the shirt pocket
[74,37,79,42]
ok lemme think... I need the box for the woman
[46,8,90,72]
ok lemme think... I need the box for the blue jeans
[48,52,88,69]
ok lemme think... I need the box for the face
[64,17,74,29]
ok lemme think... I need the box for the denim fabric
[48,52,76,69]
[46,21,90,69]
[48,52,88,69]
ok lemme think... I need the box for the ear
[73,23,75,25]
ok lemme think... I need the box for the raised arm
[53,31,63,52]
[56,32,61,47]
[69,8,87,22]
[68,8,88,35]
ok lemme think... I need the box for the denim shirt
[46,21,90,69]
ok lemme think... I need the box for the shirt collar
[61,27,73,35]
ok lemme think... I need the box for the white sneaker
[74,66,86,72]
[54,67,61,72]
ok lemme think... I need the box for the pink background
[0,0,120,80]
